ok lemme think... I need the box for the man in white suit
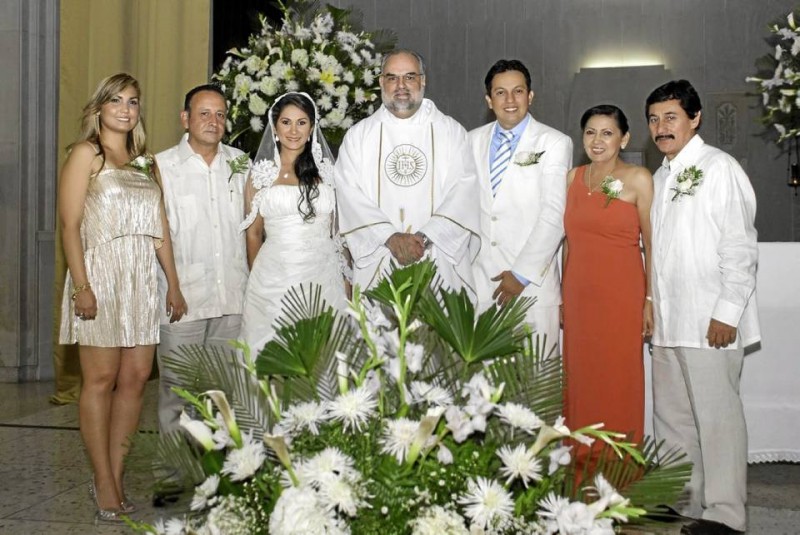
[469,59,572,355]
[647,79,759,535]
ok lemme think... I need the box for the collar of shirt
[177,133,224,167]
[661,133,705,173]
[490,113,530,161]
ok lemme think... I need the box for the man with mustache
[646,79,759,535]
[468,59,572,355]
[154,84,250,454]
[335,49,480,295]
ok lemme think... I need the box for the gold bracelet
[71,282,91,301]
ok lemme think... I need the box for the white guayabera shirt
[155,134,250,323]
[650,135,760,349]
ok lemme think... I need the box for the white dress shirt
[650,134,760,349]
[155,134,249,323]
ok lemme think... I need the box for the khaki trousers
[652,345,747,531]
[157,315,242,435]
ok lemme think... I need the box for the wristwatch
[416,232,432,249]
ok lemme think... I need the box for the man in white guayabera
[334,49,481,296]
[155,84,250,438]
[468,59,572,356]
[646,79,760,535]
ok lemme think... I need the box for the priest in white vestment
[335,49,481,296]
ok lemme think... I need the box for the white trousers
[652,345,747,531]
[157,315,242,435]
[525,304,561,359]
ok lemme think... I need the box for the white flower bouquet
[128,262,689,535]
[747,10,800,142]
[213,0,395,153]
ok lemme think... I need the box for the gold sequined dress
[59,167,163,347]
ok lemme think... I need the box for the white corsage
[128,154,154,177]
[513,150,545,166]
[600,176,624,207]
[671,165,703,201]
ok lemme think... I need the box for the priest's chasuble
[335,99,481,296]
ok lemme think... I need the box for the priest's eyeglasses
[381,72,424,85]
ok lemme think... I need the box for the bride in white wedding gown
[240,92,349,354]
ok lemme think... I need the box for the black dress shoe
[680,519,744,534]
[151,484,184,507]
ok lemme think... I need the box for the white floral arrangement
[213,0,395,153]
[671,166,703,201]
[128,262,689,535]
[599,176,623,207]
[128,154,154,177]
[513,150,545,166]
[746,10,800,141]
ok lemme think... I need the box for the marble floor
[0,381,798,535]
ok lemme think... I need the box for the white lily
[180,411,215,451]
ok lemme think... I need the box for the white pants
[157,315,242,435]
[652,345,747,531]
[525,304,561,359]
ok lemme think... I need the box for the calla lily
[205,390,242,448]
[529,416,571,456]
[406,413,441,465]
[263,432,299,486]
[180,411,215,451]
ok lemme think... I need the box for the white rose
[608,179,624,195]
[259,77,279,97]
[677,180,693,193]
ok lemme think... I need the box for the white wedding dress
[240,182,348,354]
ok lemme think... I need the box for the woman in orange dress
[562,104,653,444]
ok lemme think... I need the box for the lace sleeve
[240,159,279,231]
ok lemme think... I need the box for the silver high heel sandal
[89,478,122,523]
[120,494,137,514]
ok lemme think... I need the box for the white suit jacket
[468,115,572,312]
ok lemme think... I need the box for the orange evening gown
[562,165,645,442]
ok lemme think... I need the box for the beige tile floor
[0,381,798,534]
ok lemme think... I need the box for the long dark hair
[271,93,320,221]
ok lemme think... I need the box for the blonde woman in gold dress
[58,73,186,522]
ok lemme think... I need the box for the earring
[275,136,279,142]
[307,138,311,143]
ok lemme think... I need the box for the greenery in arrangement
[213,0,395,154]
[747,10,800,142]
[127,261,690,535]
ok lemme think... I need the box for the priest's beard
[382,87,424,118]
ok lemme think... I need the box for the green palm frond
[365,260,438,314]
[161,346,270,434]
[256,284,365,404]
[126,430,207,489]
[417,286,532,364]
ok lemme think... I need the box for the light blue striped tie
[490,131,514,196]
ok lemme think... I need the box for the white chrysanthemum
[294,25,312,41]
[221,435,266,481]
[282,400,329,435]
[269,487,346,535]
[291,48,309,68]
[497,444,542,487]
[190,474,220,511]
[380,418,419,463]
[537,491,571,520]
[242,55,262,74]
[316,472,365,517]
[310,12,334,37]
[409,505,469,535]
[353,87,367,105]
[363,69,375,85]
[249,116,264,133]
[300,447,358,483]
[343,70,355,84]
[324,108,346,128]
[410,381,453,407]
[163,518,188,535]
[285,80,299,92]
[328,385,377,431]
[269,59,287,79]
[341,117,354,129]
[548,445,572,475]
[496,403,543,435]
[457,477,514,530]
[318,94,333,111]
[259,76,279,97]
[248,93,268,116]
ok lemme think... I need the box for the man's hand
[706,318,737,349]
[386,232,425,265]
[491,271,525,306]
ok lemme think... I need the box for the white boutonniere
[128,154,154,176]
[600,176,624,207]
[227,153,250,185]
[226,153,250,200]
[513,150,545,166]
[671,165,703,201]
